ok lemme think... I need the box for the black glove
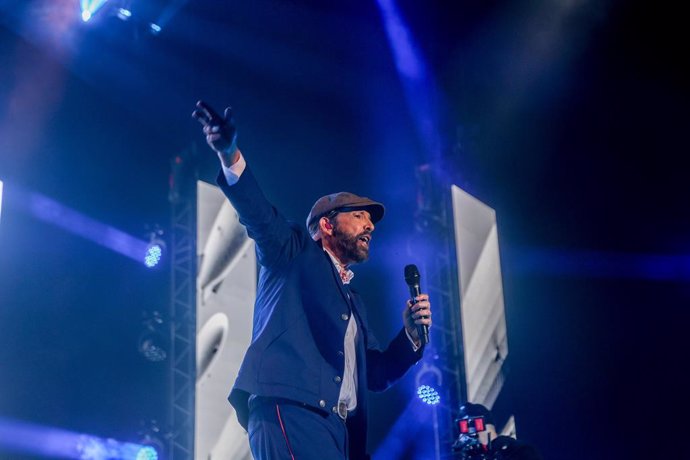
[192,100,237,157]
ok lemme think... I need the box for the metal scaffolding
[167,149,198,460]
[413,163,467,458]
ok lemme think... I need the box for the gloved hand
[192,100,239,166]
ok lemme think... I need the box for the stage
[0,1,688,459]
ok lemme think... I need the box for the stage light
[117,8,133,21]
[80,0,109,23]
[144,244,162,268]
[415,362,443,406]
[149,23,162,34]
[417,384,440,405]
[0,179,4,223]
[138,333,167,362]
[144,231,166,268]
[138,311,167,362]
[135,420,165,460]
[135,446,158,460]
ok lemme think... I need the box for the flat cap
[306,192,385,232]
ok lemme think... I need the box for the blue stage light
[143,231,166,268]
[135,446,158,460]
[117,8,132,21]
[144,244,163,268]
[0,179,4,223]
[80,0,109,23]
[417,384,440,405]
[138,332,167,362]
[149,23,162,34]
[138,311,167,362]
[415,362,442,406]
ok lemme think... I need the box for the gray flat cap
[306,192,385,231]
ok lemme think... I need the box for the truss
[413,164,467,458]
[167,150,198,460]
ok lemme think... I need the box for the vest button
[319,400,326,408]
[332,406,338,413]
[341,313,349,321]
[337,350,344,357]
[334,376,342,383]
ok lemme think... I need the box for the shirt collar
[323,248,355,285]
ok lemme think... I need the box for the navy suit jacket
[218,167,423,459]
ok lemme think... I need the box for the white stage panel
[195,180,255,460]
[451,185,508,409]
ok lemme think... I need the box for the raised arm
[192,101,305,267]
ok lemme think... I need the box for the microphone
[404,264,429,345]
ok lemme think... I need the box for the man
[192,101,432,460]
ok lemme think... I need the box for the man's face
[330,210,375,264]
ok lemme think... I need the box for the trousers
[247,396,349,460]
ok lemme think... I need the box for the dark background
[1,1,688,459]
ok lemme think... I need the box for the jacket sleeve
[365,327,424,392]
[216,167,305,267]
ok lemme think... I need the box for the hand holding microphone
[404,264,431,346]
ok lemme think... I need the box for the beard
[332,225,370,264]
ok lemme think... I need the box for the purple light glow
[26,191,149,263]
[375,0,442,160]
[376,0,424,81]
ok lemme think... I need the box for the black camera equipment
[452,414,491,460]
[452,403,542,460]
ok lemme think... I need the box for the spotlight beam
[26,191,149,263]
[375,0,443,161]
[0,416,156,460]
[7,183,150,265]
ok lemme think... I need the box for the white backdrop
[195,181,255,460]
[451,184,508,409]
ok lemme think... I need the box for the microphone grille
[404,264,420,284]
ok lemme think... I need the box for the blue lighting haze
[374,399,433,460]
[0,416,156,460]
